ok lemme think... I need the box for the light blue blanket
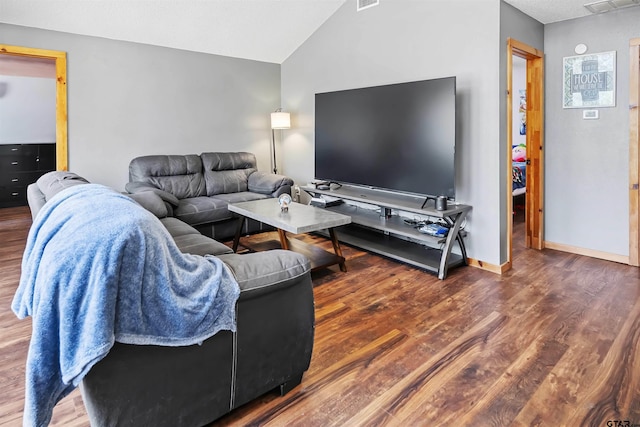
[12,184,240,427]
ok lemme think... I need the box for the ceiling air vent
[357,0,379,12]
[584,0,640,14]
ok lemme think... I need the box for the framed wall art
[562,50,616,108]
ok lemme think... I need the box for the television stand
[302,185,471,279]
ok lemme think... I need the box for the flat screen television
[314,76,456,199]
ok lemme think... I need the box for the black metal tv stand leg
[444,216,468,265]
[421,196,437,209]
[438,211,468,279]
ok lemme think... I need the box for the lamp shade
[271,111,291,129]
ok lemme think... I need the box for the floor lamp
[270,109,290,174]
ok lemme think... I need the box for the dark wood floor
[1,206,639,426]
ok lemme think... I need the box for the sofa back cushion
[129,155,206,199]
[27,171,90,219]
[201,152,257,196]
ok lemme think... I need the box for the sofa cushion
[160,217,201,237]
[173,234,234,256]
[201,152,256,196]
[174,196,232,226]
[27,171,90,220]
[129,155,206,199]
[160,217,233,256]
[210,191,269,204]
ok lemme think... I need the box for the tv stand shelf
[302,185,471,279]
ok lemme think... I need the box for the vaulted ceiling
[0,0,629,64]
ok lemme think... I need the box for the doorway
[511,56,527,230]
[0,44,68,171]
[506,38,544,267]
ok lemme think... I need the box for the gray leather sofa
[126,152,294,240]
[26,171,315,427]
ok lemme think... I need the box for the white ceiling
[502,0,594,23]
[0,0,347,64]
[0,0,625,64]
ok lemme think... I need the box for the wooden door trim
[0,44,68,171]
[506,42,515,271]
[527,57,544,250]
[510,38,543,59]
[506,38,545,268]
[630,38,640,266]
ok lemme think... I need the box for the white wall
[0,75,55,144]
[544,8,640,257]
[1,23,281,191]
[281,0,503,265]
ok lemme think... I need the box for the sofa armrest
[26,183,47,221]
[247,171,294,197]
[125,182,180,207]
[217,249,314,407]
[82,249,314,426]
[216,250,310,299]
[126,192,169,218]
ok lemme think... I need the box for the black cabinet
[0,144,56,208]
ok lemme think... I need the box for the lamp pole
[271,128,278,174]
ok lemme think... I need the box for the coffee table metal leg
[329,228,347,272]
[232,217,246,252]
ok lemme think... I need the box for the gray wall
[0,23,281,191]
[544,8,640,257]
[281,0,503,265]
[499,1,544,262]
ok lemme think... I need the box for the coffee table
[228,198,352,272]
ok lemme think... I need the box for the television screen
[315,76,456,198]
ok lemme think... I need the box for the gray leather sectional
[126,152,294,240]
[24,170,315,426]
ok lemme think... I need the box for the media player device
[311,180,330,190]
